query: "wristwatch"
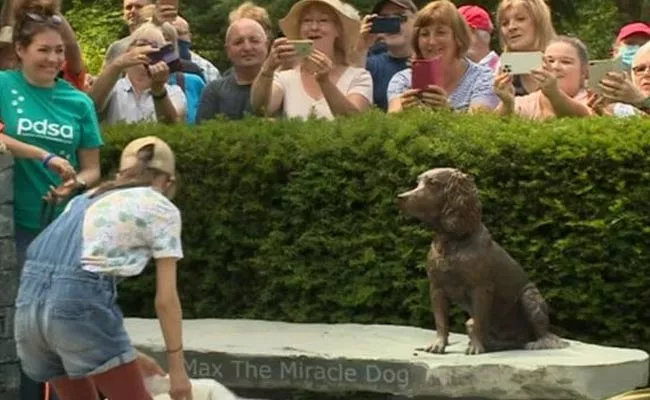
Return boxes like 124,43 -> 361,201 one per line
76,177 -> 88,192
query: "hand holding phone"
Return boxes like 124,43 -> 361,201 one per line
588,59 -> 625,95
411,58 -> 443,90
500,51 -> 543,75
149,43 -> 182,73
287,39 -> 314,58
370,16 -> 401,34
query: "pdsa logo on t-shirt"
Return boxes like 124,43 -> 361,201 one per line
17,118 -> 74,141
10,88 -> 74,144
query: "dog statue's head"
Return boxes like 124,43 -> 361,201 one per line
397,168 -> 482,236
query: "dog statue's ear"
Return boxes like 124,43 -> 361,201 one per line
440,170 -> 482,235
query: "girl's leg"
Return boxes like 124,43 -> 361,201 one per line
50,362 -> 152,400
49,377 -> 97,400
90,361 -> 152,400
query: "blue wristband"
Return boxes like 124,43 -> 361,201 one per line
42,153 -> 56,167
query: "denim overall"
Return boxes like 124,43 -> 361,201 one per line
14,191 -> 137,383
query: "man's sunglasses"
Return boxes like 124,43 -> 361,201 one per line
25,12 -> 63,25
632,64 -> 650,75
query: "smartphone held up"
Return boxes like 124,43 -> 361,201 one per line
148,43 -> 183,73
411,58 -> 443,90
370,15 -> 401,34
288,39 -> 314,58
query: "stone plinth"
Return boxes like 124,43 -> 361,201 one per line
125,318 -> 649,400
0,153 -> 19,398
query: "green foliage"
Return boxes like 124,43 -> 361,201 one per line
99,111 -> 650,356
556,0 -> 620,59
63,0 -> 123,74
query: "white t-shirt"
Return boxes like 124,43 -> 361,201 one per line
102,77 -> 187,125
273,66 -> 373,120
80,187 -> 183,277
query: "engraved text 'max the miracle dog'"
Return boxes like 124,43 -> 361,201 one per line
397,168 -> 568,355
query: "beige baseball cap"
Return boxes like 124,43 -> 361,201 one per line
119,136 -> 175,176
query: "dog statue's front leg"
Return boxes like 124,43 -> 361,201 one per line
466,286 -> 493,355
425,285 -> 449,354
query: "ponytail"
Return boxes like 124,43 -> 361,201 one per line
89,144 -> 172,199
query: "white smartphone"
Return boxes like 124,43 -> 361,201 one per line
288,40 -> 314,58
588,59 -> 625,95
500,51 -> 544,75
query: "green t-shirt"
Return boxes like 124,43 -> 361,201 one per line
0,70 -> 104,232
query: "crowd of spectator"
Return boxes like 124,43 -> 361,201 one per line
0,0 -> 649,398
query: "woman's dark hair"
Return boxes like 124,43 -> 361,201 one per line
89,144 -> 176,199
13,3 -> 63,49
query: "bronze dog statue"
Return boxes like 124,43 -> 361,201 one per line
397,168 -> 568,354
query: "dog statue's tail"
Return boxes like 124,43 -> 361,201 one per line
525,333 -> 569,350
520,283 -> 570,350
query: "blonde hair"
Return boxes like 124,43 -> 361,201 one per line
228,1 -> 272,38
496,0 -> 556,52
300,2 -> 351,65
411,0 -> 471,58
128,22 -> 166,47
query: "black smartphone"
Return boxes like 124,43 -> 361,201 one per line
148,44 -> 183,73
370,16 -> 401,34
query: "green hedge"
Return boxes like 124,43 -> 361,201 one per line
100,110 -> 650,353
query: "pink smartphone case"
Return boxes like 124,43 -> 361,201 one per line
412,59 -> 443,90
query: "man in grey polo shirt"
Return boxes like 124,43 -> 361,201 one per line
196,18 -> 268,122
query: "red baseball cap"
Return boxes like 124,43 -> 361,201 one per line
617,22 -> 650,42
458,5 -> 493,32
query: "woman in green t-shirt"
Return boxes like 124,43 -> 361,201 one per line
0,6 -> 103,400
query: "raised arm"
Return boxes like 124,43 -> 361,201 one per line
250,38 -> 295,116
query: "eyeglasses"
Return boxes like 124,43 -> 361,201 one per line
132,39 -> 159,48
24,12 -> 63,25
632,64 -> 650,75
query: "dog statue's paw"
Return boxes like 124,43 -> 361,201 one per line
465,341 -> 485,355
424,337 -> 448,354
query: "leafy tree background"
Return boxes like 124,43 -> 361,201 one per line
39,0 -> 650,75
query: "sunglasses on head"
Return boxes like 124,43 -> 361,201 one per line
25,12 -> 63,25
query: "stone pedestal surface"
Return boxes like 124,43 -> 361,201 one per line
0,154 -> 19,398
125,318 -> 649,400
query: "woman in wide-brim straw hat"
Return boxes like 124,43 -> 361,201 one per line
250,0 -> 374,120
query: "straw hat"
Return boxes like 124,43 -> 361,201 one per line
279,0 -> 361,60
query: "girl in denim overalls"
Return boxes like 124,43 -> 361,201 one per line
14,137 -> 192,400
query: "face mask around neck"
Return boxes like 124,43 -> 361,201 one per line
617,44 -> 641,69
178,40 -> 192,60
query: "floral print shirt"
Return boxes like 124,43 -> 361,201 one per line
80,187 -> 183,276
